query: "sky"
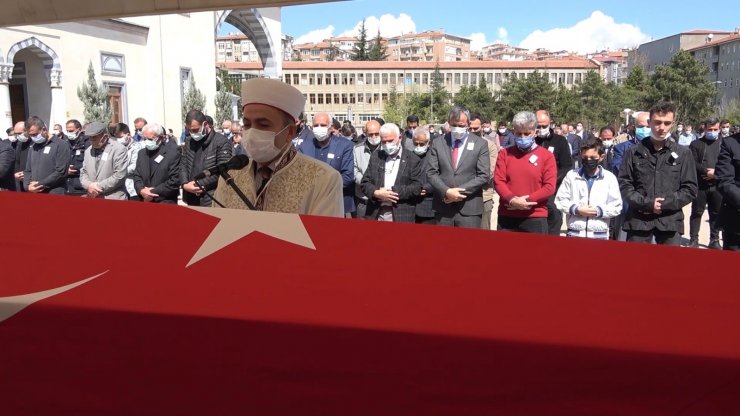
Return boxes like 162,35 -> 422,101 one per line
219,0 -> 740,54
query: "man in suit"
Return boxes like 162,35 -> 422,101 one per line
133,123 -> 182,204
11,121 -> 31,192
360,123 -> 422,223
0,136 -> 15,191
412,127 -> 436,224
427,106 -> 491,228
63,119 -> 89,196
535,110 -> 573,235
23,116 -> 70,195
79,121 -> 129,200
470,113 -> 500,230
298,111 -> 355,217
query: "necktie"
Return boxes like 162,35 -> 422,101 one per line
452,139 -> 461,170
256,166 -> 272,195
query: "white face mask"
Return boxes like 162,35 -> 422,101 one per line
144,139 -> 160,151
602,140 -> 614,148
8,135 -> 17,143
31,134 -> 46,144
17,134 -> 29,143
413,145 -> 428,156
382,141 -> 400,156
498,128 -> 507,134
313,126 -> 330,141
52,130 -> 61,136
537,127 -> 550,138
117,136 -> 130,146
190,126 -> 206,141
65,131 -> 78,141
367,136 -> 381,146
451,127 -> 467,140
483,127 -> 492,134
677,126 -> 683,133
244,125 -> 290,164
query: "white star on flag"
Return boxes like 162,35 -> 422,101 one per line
186,207 -> 316,267
0,272 -> 107,323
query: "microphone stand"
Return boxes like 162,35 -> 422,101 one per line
195,180 -> 226,208
220,170 -> 257,210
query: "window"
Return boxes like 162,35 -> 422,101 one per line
575,73 -> 582,84
317,94 -> 324,105
341,93 -> 348,104
422,73 -> 429,84
381,93 -> 388,103
567,73 -> 574,84
106,83 -> 125,125
180,67 -> 191,104
390,73 -> 396,84
309,74 -> 315,85
357,73 -> 364,85
350,93 -> 356,104
292,74 -> 299,85
284,74 -> 291,84
471,73 -> 477,85
309,94 -> 316,104
334,74 -> 340,85
311,49 -> 320,57
317,73 -> 324,85
101,52 -> 126,77
373,73 -> 380,85
342,74 -> 348,85
495,73 -> 501,85
382,73 -> 389,85
462,73 -> 469,85
454,73 -> 461,85
334,94 -> 340,104
325,73 -> 332,85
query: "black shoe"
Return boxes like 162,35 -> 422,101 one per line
687,239 -> 699,248
709,240 -> 722,250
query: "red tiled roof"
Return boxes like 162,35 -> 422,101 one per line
687,33 -> 740,51
219,59 -> 600,71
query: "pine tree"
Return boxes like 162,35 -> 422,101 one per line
76,62 -> 111,124
182,76 -> 207,123
214,91 -> 233,126
368,30 -> 388,61
382,84 -> 407,125
350,20 -> 370,61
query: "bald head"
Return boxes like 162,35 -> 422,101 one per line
535,110 -> 551,126
13,122 -> 25,135
365,120 -> 380,135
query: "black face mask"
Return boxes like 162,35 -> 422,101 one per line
582,159 -> 600,171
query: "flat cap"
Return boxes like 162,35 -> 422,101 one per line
82,121 -> 107,136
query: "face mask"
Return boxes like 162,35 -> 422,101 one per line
413,145 -> 428,156
382,142 -> 400,156
451,127 -> 467,140
721,128 -> 730,136
635,126 -> 651,140
313,126 -> 330,141
483,127 -> 492,134
515,136 -> 534,151
244,125 -> 290,163
367,136 -> 381,146
16,134 -> 29,143
52,130 -> 61,136
677,126 -> 683,133
704,132 -> 719,141
498,128 -> 507,134
537,127 -> 550,138
582,158 -> 600,171
31,134 -> 46,144
8,135 -> 17,143
144,139 -> 160,151
117,136 -> 130,146
190,126 -> 206,141
602,140 -> 614,148
65,132 -> 78,141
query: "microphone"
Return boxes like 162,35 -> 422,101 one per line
194,154 -> 249,180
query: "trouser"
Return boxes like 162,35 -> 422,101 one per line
497,217 -> 549,234
689,187 -> 723,241
724,232 -> 740,251
355,198 -> 368,219
435,212 -> 482,228
546,197 -> 563,236
626,229 -> 681,246
481,199 -> 494,230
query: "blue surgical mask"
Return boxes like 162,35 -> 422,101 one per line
635,127 -> 651,140
144,139 -> 160,151
704,132 -> 719,141
515,136 -> 534,151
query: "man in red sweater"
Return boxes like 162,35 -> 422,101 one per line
494,111 -> 557,234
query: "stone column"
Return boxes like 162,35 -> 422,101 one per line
49,69 -> 66,128
0,63 -> 14,136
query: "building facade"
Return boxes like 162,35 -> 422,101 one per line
634,30 -> 734,74
689,32 -> 740,109
387,31 -> 471,62
221,59 -> 599,125
216,33 -> 294,63
1,13 -> 218,136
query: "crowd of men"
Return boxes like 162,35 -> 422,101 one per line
1,80 -> 738,251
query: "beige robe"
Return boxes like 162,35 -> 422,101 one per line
213,153 -> 344,217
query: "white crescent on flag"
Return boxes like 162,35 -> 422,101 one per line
0,272 -> 108,324
186,207 -> 316,267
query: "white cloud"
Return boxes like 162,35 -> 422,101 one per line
295,25 -> 335,44
339,13 -> 417,38
468,27 -> 510,51
519,11 -> 650,54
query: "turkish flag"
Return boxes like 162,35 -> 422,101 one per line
1,191 -> 739,415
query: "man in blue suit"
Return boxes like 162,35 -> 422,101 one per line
298,112 -> 355,217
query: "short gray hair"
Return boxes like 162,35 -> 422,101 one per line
142,123 -> 164,136
512,111 -> 537,131
379,122 -> 400,138
413,128 -> 430,141
447,106 -> 470,124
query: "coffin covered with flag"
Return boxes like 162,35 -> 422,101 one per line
1,192 -> 739,415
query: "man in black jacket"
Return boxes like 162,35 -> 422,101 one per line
0,138 -> 15,191
180,110 -> 233,207
535,110 -> 574,235
63,119 -> 89,196
618,102 -> 697,245
688,118 -> 724,249
412,128 -> 435,224
11,121 -> 31,192
23,116 -> 70,195
716,132 -> 740,251
134,123 -> 182,204
360,123 -> 422,223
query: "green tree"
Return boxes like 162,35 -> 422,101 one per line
647,50 -> 716,125
216,67 -> 240,96
579,70 -> 609,129
214,91 -> 233,126
495,71 -> 557,123
325,48 -> 337,61
453,78 -> 496,120
350,20 -> 370,61
551,84 -> 583,126
723,99 -> 740,125
623,64 -> 650,110
182,76 -> 206,123
76,61 -> 111,124
382,84 -> 408,125
368,30 -> 388,61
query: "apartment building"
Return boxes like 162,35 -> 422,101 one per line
688,31 -> 740,107
386,31 -> 471,62
216,33 -> 294,63
478,43 -> 530,61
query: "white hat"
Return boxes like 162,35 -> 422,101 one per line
241,78 -> 305,120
